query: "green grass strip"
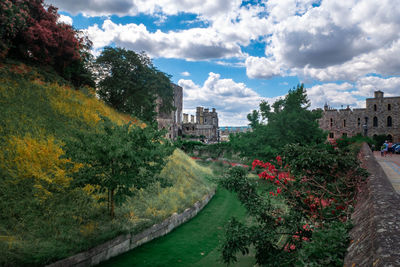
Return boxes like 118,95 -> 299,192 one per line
99,187 -> 252,267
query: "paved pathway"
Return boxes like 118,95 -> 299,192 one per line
373,151 -> 400,193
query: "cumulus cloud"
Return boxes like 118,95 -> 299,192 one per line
306,83 -> 357,109
245,0 -> 400,81
58,14 -> 73,25
245,56 -> 284,79
178,72 -> 278,126
306,74 -> 400,110
85,20 -> 244,60
48,0 -> 400,85
355,76 -> 400,97
181,71 -> 190,77
46,0 -> 241,18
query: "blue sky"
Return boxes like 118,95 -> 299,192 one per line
49,0 -> 400,126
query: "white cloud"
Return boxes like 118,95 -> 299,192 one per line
181,71 -> 190,77
85,20 -> 245,60
245,56 -> 285,79
178,72 -> 278,126
246,0 -> 400,81
355,76 -> 400,97
58,14 -> 73,25
46,0 -> 241,19
307,83 -> 356,109
48,0 -> 400,85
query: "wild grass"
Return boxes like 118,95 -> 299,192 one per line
0,62 -> 213,266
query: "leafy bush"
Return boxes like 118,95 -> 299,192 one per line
219,144 -> 367,266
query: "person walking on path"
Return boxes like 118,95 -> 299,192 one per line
388,141 -> 393,156
382,140 -> 389,157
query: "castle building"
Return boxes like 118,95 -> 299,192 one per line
156,84 -> 183,139
319,91 -> 400,142
182,107 -> 219,142
219,126 -> 252,142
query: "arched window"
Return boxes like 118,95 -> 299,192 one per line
374,104 -> 377,111
357,118 -> 360,126
387,116 -> 392,127
343,119 -> 346,127
373,116 -> 378,127
388,104 -> 391,111
330,118 -> 333,127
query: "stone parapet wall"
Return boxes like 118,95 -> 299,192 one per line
47,190 -> 215,267
344,143 -> 400,266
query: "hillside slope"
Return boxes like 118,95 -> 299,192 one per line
0,62 -> 214,266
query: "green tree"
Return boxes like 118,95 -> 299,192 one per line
95,47 -> 174,125
247,109 -> 260,129
230,84 -> 326,161
66,117 -> 173,218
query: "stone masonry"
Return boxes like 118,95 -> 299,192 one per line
182,107 -> 219,142
319,91 -> 400,142
156,84 -> 183,140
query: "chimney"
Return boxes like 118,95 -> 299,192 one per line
191,115 -> 194,123
183,113 -> 188,123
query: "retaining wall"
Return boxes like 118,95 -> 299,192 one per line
344,143 -> 400,266
47,190 -> 215,267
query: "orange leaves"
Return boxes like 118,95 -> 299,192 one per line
0,135 -> 82,201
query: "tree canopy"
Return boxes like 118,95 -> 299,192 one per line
230,84 -> 326,160
0,0 -> 94,87
95,47 -> 175,125
66,117 -> 174,218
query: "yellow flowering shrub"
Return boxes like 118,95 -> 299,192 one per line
0,135 -> 82,201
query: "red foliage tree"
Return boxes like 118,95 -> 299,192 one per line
0,0 -> 93,86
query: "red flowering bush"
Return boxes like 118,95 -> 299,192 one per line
220,143 -> 368,266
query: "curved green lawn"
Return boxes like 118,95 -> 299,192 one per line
99,187 -> 254,267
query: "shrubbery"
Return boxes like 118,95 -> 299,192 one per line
0,0 -> 94,87
220,143 -> 367,266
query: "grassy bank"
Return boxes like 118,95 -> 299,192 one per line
100,187 -> 251,267
0,62 -> 214,266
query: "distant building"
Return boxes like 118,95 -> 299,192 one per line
182,107 -> 219,142
219,126 -> 252,142
319,91 -> 400,142
156,84 -> 183,139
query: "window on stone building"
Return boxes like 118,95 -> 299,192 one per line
374,104 -> 377,111
330,118 -> 333,127
388,104 -> 391,111
387,116 -> 392,127
343,119 -> 346,127
357,118 -> 360,126
373,116 -> 378,127
342,133 -> 347,137
329,132 -> 334,138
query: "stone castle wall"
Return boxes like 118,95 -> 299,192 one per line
156,84 -> 183,139
47,191 -> 215,267
319,91 -> 400,142
182,107 -> 219,142
344,144 -> 400,266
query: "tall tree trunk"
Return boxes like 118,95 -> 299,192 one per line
107,189 -> 110,214
110,188 -> 115,219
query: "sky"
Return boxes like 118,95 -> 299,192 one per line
48,0 -> 400,126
